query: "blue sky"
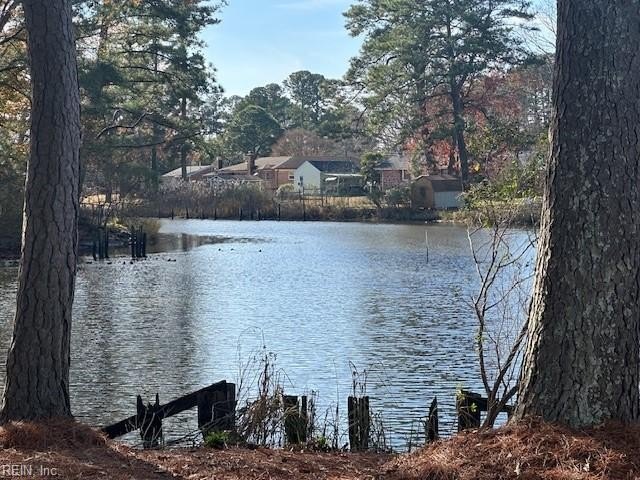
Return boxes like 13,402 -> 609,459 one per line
202,0 -> 362,97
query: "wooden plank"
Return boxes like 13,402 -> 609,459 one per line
102,381 -> 232,438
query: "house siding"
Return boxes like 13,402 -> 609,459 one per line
294,162 -> 322,191
434,191 -> 462,209
380,170 -> 407,190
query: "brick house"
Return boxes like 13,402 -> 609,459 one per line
377,155 -> 412,191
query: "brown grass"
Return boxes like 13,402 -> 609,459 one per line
383,419 -> 640,480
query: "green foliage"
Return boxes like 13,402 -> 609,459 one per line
360,152 -> 384,187
75,0 -> 225,194
385,186 -> 411,208
225,105 -> 283,158
204,430 -> 229,449
463,154 -> 546,208
345,0 -> 536,172
360,152 -> 385,208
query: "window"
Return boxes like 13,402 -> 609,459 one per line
288,174 -> 295,181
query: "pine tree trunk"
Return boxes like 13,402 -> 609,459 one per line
0,0 -> 81,421
180,96 -> 188,180
449,83 -> 469,182
515,0 -> 640,428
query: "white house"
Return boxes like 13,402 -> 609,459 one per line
294,159 -> 361,194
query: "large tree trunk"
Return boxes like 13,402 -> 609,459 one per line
180,96 -> 188,180
0,0 -> 81,421
515,0 -> 640,428
449,83 -> 469,182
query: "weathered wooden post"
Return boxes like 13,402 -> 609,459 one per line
130,227 -> 136,259
97,227 -> 104,259
426,397 -> 439,442
348,396 -> 370,451
197,382 -> 236,437
250,210 -> 254,221
278,204 -> 281,221
214,208 -> 217,220
239,208 -> 243,220
283,395 -> 308,444
104,227 -> 109,259
92,237 -> 98,261
142,232 -> 147,258
137,394 -> 163,448
457,390 -> 482,431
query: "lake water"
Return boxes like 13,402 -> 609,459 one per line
0,220 -> 533,449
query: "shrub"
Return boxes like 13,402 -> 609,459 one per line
204,430 -> 229,449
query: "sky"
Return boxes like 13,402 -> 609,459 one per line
202,0 -> 362,98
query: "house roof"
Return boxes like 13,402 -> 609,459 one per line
414,174 -> 463,192
162,165 -> 216,178
305,160 -> 359,174
218,157 -> 291,173
203,171 -> 262,182
377,155 -> 411,171
277,155 -> 359,170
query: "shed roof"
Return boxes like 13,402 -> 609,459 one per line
414,174 -> 463,192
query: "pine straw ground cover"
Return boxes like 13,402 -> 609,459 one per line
0,420 -> 389,479
384,419 -> 640,480
1,420 -> 640,479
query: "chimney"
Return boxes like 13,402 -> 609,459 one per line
216,156 -> 223,170
245,154 -> 256,174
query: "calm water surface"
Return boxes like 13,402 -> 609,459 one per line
0,220 -> 531,448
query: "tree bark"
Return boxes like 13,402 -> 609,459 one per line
0,0 -> 81,421
515,0 -> 640,428
180,96 -> 188,180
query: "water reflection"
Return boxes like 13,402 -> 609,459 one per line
0,220 -> 533,447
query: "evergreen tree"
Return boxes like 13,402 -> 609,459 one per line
345,0 -> 533,180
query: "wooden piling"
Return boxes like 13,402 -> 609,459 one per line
137,393 -> 163,448
426,397 -> 439,442
457,390 -> 482,431
130,227 -> 136,259
348,396 -> 370,452
103,381 -> 235,440
284,395 -> 308,444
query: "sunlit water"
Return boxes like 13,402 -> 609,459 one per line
0,220 -> 533,449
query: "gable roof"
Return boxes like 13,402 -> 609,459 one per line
415,174 -> 463,192
162,165 -> 216,178
276,155 -> 359,170
305,160 -> 360,174
377,155 -> 411,171
218,157 -> 291,173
